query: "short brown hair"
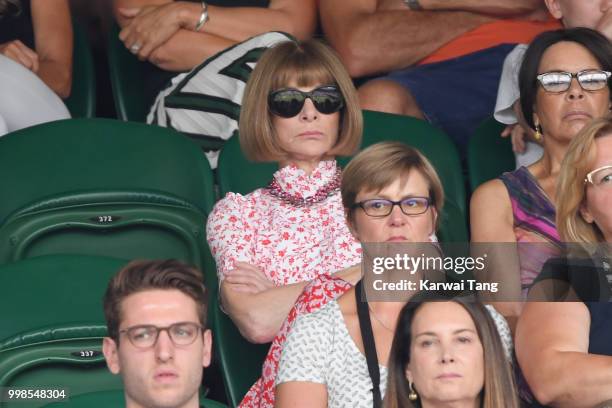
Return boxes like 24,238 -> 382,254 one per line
103,259 -> 208,342
239,39 -> 362,162
557,115 -> 612,244
342,142 -> 444,228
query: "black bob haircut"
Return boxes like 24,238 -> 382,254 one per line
519,27 -> 612,131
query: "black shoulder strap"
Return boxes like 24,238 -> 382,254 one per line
355,280 -> 382,408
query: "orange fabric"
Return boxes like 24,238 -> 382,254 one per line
419,19 -> 562,65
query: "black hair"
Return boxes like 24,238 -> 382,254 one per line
519,27 -> 612,131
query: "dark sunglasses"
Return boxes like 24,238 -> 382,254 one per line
536,69 -> 611,93
268,85 -> 344,118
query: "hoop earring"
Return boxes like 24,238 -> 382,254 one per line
534,124 -> 543,141
409,381 -> 418,401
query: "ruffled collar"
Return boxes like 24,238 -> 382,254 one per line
273,160 -> 338,199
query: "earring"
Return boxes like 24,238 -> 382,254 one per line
534,124 -> 543,141
409,381 -> 418,401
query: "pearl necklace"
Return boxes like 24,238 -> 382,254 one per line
265,167 -> 342,207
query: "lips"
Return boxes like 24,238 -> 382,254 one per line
436,372 -> 462,379
563,110 -> 592,120
298,130 -> 323,137
154,369 -> 178,382
386,236 -> 408,242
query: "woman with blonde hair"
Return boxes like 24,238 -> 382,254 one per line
385,295 -> 519,408
517,115 -> 612,407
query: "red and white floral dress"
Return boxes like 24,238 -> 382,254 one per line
206,160 -> 361,285
206,160 -> 361,407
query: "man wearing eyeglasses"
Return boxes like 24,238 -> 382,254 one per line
102,259 -> 212,408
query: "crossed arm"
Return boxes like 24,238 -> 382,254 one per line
220,263 -> 361,344
0,0 -> 73,98
516,302 -> 612,407
320,0 -> 544,77
113,0 -> 316,71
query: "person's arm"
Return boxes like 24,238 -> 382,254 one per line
275,382 -> 328,408
320,0 -> 494,78
596,6 -> 612,41
470,180 -> 523,332
274,309 -> 332,407
416,0 -> 543,16
31,0 -> 73,98
516,302 -> 612,407
221,264 -> 361,344
113,0 -> 315,71
221,278 -> 309,344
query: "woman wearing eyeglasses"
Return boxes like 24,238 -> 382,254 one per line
470,28 -> 612,327
516,115 -> 612,407
207,39 -> 363,347
273,142 -> 443,408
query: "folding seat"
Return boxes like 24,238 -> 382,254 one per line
0,118 -> 215,271
467,117 -> 515,192
64,22 -> 96,119
0,255 -> 128,408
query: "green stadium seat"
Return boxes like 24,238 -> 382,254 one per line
64,21 -> 96,119
107,23 -> 148,122
0,255 -> 128,408
209,302 -> 269,408
42,389 -> 227,408
467,117 -> 515,192
0,119 -> 215,268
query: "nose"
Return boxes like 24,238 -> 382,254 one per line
440,344 -> 456,364
566,76 -> 585,100
388,203 -> 407,227
299,97 -> 319,122
154,329 -> 175,362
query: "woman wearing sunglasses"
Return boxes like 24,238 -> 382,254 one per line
207,39 -> 363,346
517,116 -> 612,407
470,28 -> 612,327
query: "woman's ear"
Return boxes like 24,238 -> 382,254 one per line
405,365 -> 413,384
580,202 -> 595,224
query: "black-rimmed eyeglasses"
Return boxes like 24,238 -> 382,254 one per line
119,322 -> 204,349
352,197 -> 431,218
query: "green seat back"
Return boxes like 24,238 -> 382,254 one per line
210,302 -> 269,408
0,119 -> 215,266
64,21 -> 96,118
0,254 -> 127,342
360,110 -> 468,242
467,117 -> 515,192
0,255 -> 128,408
107,23 -> 148,122
42,389 -> 227,408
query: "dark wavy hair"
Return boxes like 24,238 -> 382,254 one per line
519,27 -> 612,131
